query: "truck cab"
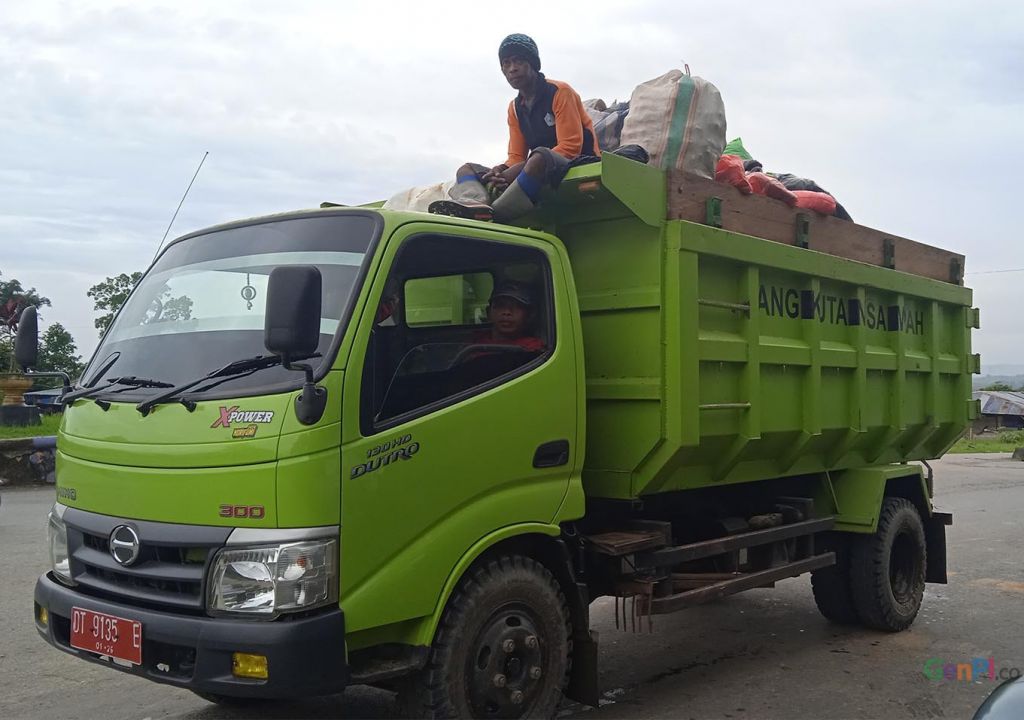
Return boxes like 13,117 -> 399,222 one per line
34,207 -> 586,706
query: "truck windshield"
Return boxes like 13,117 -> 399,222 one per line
82,213 -> 378,399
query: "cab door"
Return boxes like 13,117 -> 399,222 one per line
338,222 -> 580,634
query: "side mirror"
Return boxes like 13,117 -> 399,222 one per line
264,266 -> 322,361
15,306 -> 39,371
264,266 -> 327,426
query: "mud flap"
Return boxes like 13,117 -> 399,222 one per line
925,510 -> 952,584
565,629 -> 600,708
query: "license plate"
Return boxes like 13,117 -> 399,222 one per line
70,607 -> 142,665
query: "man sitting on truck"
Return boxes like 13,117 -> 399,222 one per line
429,33 -> 600,223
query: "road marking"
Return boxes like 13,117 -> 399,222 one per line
970,578 -> 1024,594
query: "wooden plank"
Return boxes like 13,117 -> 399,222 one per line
586,530 -> 666,556
637,517 -> 834,567
650,553 -> 835,614
666,171 -> 965,285
622,519 -> 673,546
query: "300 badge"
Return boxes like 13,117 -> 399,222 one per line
219,504 -> 266,519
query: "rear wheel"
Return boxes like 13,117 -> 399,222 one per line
850,497 -> 927,632
399,555 -> 571,719
810,545 -> 859,625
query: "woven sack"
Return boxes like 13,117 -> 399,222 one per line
620,68 -> 726,178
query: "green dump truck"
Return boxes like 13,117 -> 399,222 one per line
26,153 -> 977,717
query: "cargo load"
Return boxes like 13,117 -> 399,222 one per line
619,67 -> 726,178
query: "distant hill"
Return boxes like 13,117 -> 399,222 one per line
973,375 -> 1024,391
981,364 -> 1024,377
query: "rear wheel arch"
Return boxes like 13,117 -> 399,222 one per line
884,468 -> 948,584
884,471 -> 932,519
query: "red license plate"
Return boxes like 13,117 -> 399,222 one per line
70,607 -> 142,665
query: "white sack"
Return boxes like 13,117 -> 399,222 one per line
382,180 -> 455,212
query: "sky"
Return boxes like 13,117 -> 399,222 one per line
1,0 -> 1022,367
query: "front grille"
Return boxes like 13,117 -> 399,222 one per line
82,533 -> 108,554
63,509 -> 232,612
71,530 -> 210,609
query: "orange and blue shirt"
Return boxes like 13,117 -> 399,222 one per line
505,74 -> 601,167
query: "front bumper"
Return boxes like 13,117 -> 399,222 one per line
34,572 -> 349,698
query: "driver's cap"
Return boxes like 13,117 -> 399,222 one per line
490,281 -> 533,306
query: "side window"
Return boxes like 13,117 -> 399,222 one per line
361,234 -> 554,431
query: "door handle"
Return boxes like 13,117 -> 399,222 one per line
533,440 -> 570,468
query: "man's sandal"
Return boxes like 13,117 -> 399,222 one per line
427,200 -> 494,222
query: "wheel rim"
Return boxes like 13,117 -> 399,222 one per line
889,529 -> 922,606
466,604 -> 547,718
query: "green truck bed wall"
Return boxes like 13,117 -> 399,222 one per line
530,154 -> 977,500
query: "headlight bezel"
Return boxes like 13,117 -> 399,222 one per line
206,537 -> 338,619
47,504 -> 74,586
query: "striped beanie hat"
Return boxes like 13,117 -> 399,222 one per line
498,33 -> 540,72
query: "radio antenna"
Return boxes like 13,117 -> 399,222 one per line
153,151 -> 209,261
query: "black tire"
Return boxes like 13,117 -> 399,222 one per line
850,497 -> 927,632
399,555 -> 571,719
811,546 -> 860,625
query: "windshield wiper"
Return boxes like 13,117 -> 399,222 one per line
62,376 -> 175,404
82,352 -> 121,389
135,353 -> 318,416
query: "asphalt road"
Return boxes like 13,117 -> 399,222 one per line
2,454 -> 1022,720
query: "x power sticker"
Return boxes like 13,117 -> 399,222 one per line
211,406 -> 276,438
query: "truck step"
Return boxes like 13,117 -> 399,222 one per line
636,516 -> 834,568
648,553 -> 835,614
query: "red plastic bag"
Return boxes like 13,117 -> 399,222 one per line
746,172 -> 797,206
715,155 -> 751,194
793,190 -> 837,215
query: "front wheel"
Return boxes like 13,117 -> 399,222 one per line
399,555 -> 571,719
850,497 -> 927,632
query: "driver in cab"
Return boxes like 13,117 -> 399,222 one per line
474,281 -> 545,352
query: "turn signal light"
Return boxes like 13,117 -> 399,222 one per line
232,652 -> 269,679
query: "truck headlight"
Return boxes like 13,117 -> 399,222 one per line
207,538 -> 338,617
47,506 -> 73,585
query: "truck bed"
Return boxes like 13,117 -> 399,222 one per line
538,154 -> 977,500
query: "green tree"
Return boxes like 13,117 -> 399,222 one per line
88,272 -> 142,337
152,291 -> 193,324
36,322 -> 85,385
981,381 -> 1014,392
0,270 -> 51,372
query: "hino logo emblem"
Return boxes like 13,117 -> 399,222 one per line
109,525 -> 141,566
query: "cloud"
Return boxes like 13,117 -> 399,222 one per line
0,0 -> 1018,363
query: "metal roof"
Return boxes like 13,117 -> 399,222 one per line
973,391 -> 1024,416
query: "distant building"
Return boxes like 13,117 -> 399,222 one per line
972,390 -> 1024,433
